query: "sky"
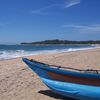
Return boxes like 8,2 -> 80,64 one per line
0,0 -> 100,44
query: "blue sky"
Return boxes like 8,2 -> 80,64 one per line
0,0 -> 100,44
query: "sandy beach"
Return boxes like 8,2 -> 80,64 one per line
0,48 -> 100,100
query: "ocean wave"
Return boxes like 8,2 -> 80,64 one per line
0,46 -> 100,60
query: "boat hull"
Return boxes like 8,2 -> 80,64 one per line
42,78 -> 100,100
22,58 -> 100,100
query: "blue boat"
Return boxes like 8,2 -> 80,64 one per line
22,58 -> 100,100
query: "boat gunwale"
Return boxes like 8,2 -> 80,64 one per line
22,58 -> 100,78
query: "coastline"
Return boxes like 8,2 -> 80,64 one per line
0,44 -> 99,61
0,48 -> 100,100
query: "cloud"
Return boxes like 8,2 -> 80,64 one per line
62,24 -> 84,28
31,4 -> 57,15
31,0 -> 81,15
65,0 -> 80,8
62,24 -> 100,33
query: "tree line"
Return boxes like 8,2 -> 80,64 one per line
21,39 -> 100,45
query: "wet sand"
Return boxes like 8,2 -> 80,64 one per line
0,48 -> 100,100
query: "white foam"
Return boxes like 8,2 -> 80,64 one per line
0,46 -> 100,60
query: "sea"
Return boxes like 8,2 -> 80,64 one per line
0,44 -> 100,60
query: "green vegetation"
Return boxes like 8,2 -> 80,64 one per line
21,39 -> 100,45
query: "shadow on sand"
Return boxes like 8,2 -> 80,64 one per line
38,90 -> 77,100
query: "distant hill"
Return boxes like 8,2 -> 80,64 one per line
21,39 -> 100,45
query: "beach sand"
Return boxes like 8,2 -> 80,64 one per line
0,48 -> 100,100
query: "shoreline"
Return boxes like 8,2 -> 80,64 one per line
0,48 -> 100,100
0,46 -> 100,61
